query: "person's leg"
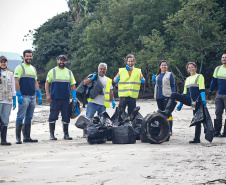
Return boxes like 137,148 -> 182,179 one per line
119,97 -> 128,113
86,102 -> 99,118
219,95 -> 226,137
127,97 -> 136,115
163,98 -> 173,135
157,99 -> 165,111
49,99 -> 61,140
97,105 -> 106,117
23,96 -> 38,142
214,94 -> 224,136
61,99 -> 72,140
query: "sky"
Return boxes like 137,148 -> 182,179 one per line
0,0 -> 69,55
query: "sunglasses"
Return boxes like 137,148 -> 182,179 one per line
126,55 -> 134,58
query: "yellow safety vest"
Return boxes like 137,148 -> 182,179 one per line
87,77 -> 112,108
118,68 -> 141,99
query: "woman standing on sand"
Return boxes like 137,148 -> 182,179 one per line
152,60 -> 176,136
158,62 -> 207,144
0,56 -> 16,146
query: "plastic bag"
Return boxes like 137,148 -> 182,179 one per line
75,115 -> 92,129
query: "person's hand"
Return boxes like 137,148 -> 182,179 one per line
112,99 -> 116,109
208,91 -> 212,100
116,75 -> 120,83
16,91 -> 24,105
91,73 -> 97,81
71,90 -> 78,103
140,76 -> 145,84
36,90 -> 43,105
177,103 -> 183,111
151,74 -> 156,83
200,92 -> 207,106
13,96 -> 16,110
46,95 -> 52,103
126,65 -> 130,71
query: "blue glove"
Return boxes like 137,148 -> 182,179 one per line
200,92 -> 207,106
126,65 -> 130,71
177,102 -> 183,111
16,91 -> 24,105
13,96 -> 16,110
116,75 -> 120,83
112,99 -> 116,109
75,102 -> 80,115
71,90 -> 78,102
151,74 -> 156,83
36,90 -> 43,105
140,76 -> 145,84
91,73 -> 97,81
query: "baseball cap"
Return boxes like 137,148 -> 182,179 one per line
58,55 -> 67,60
0,55 -> 8,62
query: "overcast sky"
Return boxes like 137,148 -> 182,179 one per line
0,0 -> 69,55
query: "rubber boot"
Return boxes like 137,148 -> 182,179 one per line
214,119 -> 222,137
16,124 -> 22,144
219,119 -> 226,137
63,123 -> 72,140
168,117 -> 173,136
158,99 -> 177,118
1,126 -> 11,145
189,123 -> 201,143
49,123 -> 57,140
22,124 -> 38,142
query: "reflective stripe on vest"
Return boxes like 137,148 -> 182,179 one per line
216,66 -> 226,79
87,77 -> 112,108
186,74 -> 200,88
51,68 -> 71,83
118,68 -> 141,99
21,64 -> 36,79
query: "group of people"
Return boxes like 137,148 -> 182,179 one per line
0,50 -> 226,146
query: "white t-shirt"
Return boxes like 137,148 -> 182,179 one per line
0,70 -> 16,104
90,76 -> 113,106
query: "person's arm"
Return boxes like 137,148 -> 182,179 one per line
35,80 -> 40,91
71,84 -> 76,90
110,89 -> 114,100
209,77 -> 217,92
83,78 -> 92,86
170,73 -> 176,93
14,77 -> 20,92
45,81 -> 51,103
113,72 -> 120,83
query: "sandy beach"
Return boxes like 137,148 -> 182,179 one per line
1,100 -> 226,185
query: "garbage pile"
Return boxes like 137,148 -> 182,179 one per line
75,106 -> 170,144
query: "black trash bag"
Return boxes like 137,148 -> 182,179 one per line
203,106 -> 214,143
75,115 -> 92,129
111,106 -> 130,126
112,120 -> 136,144
131,112 -> 143,140
89,77 -> 104,99
190,105 -> 204,127
69,100 -> 81,119
0,116 -> 5,132
87,138 -> 107,144
100,111 -> 113,141
140,113 -> 170,144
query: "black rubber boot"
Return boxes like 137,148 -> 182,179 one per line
49,123 -> 57,140
219,120 -> 226,137
158,99 -> 177,118
214,119 -> 222,137
63,124 -> 72,140
1,126 -> 11,145
189,123 -> 201,144
22,124 -> 38,142
16,124 -> 22,144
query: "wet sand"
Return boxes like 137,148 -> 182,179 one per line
1,100 -> 226,185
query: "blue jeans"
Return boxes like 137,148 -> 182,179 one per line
86,102 -> 106,118
0,103 -> 12,126
16,95 -> 36,125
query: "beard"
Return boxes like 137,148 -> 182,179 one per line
58,63 -> 65,68
25,59 -> 32,64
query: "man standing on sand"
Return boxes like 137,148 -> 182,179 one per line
208,53 -> 226,137
14,49 -> 43,144
45,55 -> 77,140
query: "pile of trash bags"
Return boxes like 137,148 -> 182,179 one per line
75,106 -> 170,144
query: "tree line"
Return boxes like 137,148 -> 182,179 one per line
27,0 -> 226,97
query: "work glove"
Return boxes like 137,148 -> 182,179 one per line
71,90 -> 78,103
140,76 -> 145,84
208,91 -> 212,100
116,75 -> 120,83
91,73 -> 97,81
13,96 -> 16,110
126,65 -> 130,71
16,91 -> 24,105
75,102 -> 80,115
112,99 -> 116,109
200,92 -> 207,106
151,74 -> 156,83
36,90 -> 43,105
177,102 -> 183,111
